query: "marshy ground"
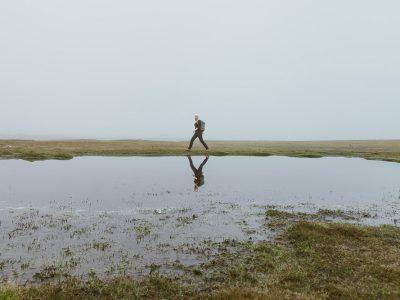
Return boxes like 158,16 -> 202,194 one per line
0,145 -> 400,299
1,209 -> 399,299
1,139 -> 400,162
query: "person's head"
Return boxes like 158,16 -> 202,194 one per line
194,114 -> 199,122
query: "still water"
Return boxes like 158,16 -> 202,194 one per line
0,156 -> 399,282
0,156 -> 399,215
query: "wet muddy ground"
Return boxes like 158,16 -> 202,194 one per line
0,156 -> 399,283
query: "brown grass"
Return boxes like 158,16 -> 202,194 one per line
1,139 -> 400,162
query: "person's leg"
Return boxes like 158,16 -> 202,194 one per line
188,132 -> 199,150
198,132 -> 209,150
187,156 -> 197,174
198,156 -> 209,173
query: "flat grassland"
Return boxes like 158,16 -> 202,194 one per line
1,139 -> 400,162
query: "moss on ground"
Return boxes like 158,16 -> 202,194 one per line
1,218 -> 399,299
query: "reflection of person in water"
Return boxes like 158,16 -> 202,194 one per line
187,155 -> 209,192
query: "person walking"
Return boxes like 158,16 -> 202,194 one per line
187,114 -> 209,151
187,155 -> 209,191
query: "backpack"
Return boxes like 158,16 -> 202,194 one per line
199,120 -> 206,131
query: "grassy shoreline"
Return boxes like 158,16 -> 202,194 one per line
1,139 -> 400,162
1,213 -> 399,299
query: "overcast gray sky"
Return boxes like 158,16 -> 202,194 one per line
0,0 -> 399,140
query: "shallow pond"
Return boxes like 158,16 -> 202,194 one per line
0,156 -> 399,282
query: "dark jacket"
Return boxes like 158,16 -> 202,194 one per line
194,120 -> 204,132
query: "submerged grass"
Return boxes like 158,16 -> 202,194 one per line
2,217 -> 399,299
1,139 -> 400,162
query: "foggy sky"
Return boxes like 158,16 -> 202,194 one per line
1,1 -> 399,140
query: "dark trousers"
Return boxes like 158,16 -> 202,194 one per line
188,130 -> 208,150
